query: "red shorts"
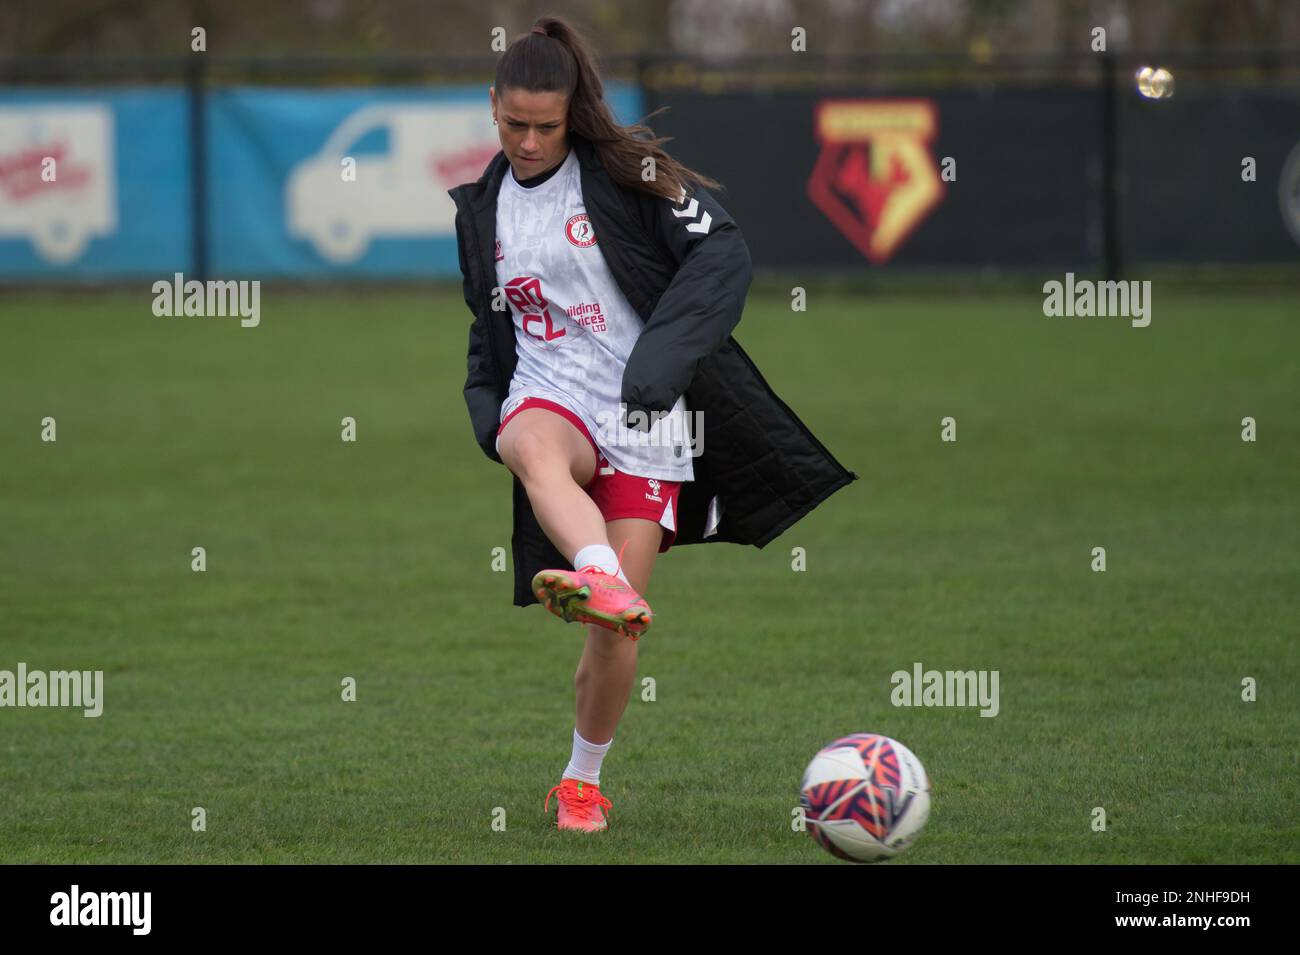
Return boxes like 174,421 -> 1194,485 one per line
497,397 -> 682,553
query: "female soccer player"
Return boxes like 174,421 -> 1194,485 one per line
450,16 -> 856,832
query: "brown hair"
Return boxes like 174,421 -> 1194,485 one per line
494,16 -> 722,201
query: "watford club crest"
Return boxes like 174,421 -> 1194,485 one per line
807,100 -> 945,264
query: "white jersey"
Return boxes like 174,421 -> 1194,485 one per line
493,146 -> 694,483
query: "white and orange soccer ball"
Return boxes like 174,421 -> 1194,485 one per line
799,733 -> 932,863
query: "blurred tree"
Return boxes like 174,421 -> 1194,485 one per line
3,0 -> 1298,59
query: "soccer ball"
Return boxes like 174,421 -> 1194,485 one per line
799,733 -> 931,863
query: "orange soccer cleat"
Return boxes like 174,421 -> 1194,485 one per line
544,778 -> 613,832
531,541 -> 652,639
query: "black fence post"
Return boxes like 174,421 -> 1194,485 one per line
1100,51 -> 1121,282
187,54 -> 208,283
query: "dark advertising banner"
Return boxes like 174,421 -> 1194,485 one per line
647,89 -> 1104,272
1118,88 -> 1300,266
648,87 -> 1300,272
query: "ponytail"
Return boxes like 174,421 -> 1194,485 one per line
495,16 -> 722,201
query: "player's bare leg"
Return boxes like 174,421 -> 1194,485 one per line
573,518 -> 661,742
544,517 -> 660,831
501,409 -> 652,636
497,407 -> 603,563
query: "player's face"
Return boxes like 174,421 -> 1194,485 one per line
490,87 -> 570,180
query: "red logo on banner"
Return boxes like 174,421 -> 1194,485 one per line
806,99 -> 945,264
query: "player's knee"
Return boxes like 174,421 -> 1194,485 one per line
507,429 -> 565,483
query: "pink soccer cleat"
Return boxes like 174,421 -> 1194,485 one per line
544,778 -> 613,832
532,543 -> 652,640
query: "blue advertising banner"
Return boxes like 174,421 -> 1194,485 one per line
0,88 -> 191,279
0,83 -> 645,282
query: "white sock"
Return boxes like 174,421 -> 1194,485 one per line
573,543 -> 630,585
563,728 -> 613,785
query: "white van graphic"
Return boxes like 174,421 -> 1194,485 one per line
0,105 -> 116,264
287,103 -> 497,263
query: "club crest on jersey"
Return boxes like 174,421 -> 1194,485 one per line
565,214 -> 597,248
494,239 -> 504,262
645,479 -> 662,503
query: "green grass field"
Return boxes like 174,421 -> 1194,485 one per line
1,287 -> 1297,864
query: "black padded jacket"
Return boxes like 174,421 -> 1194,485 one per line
449,131 -> 858,607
